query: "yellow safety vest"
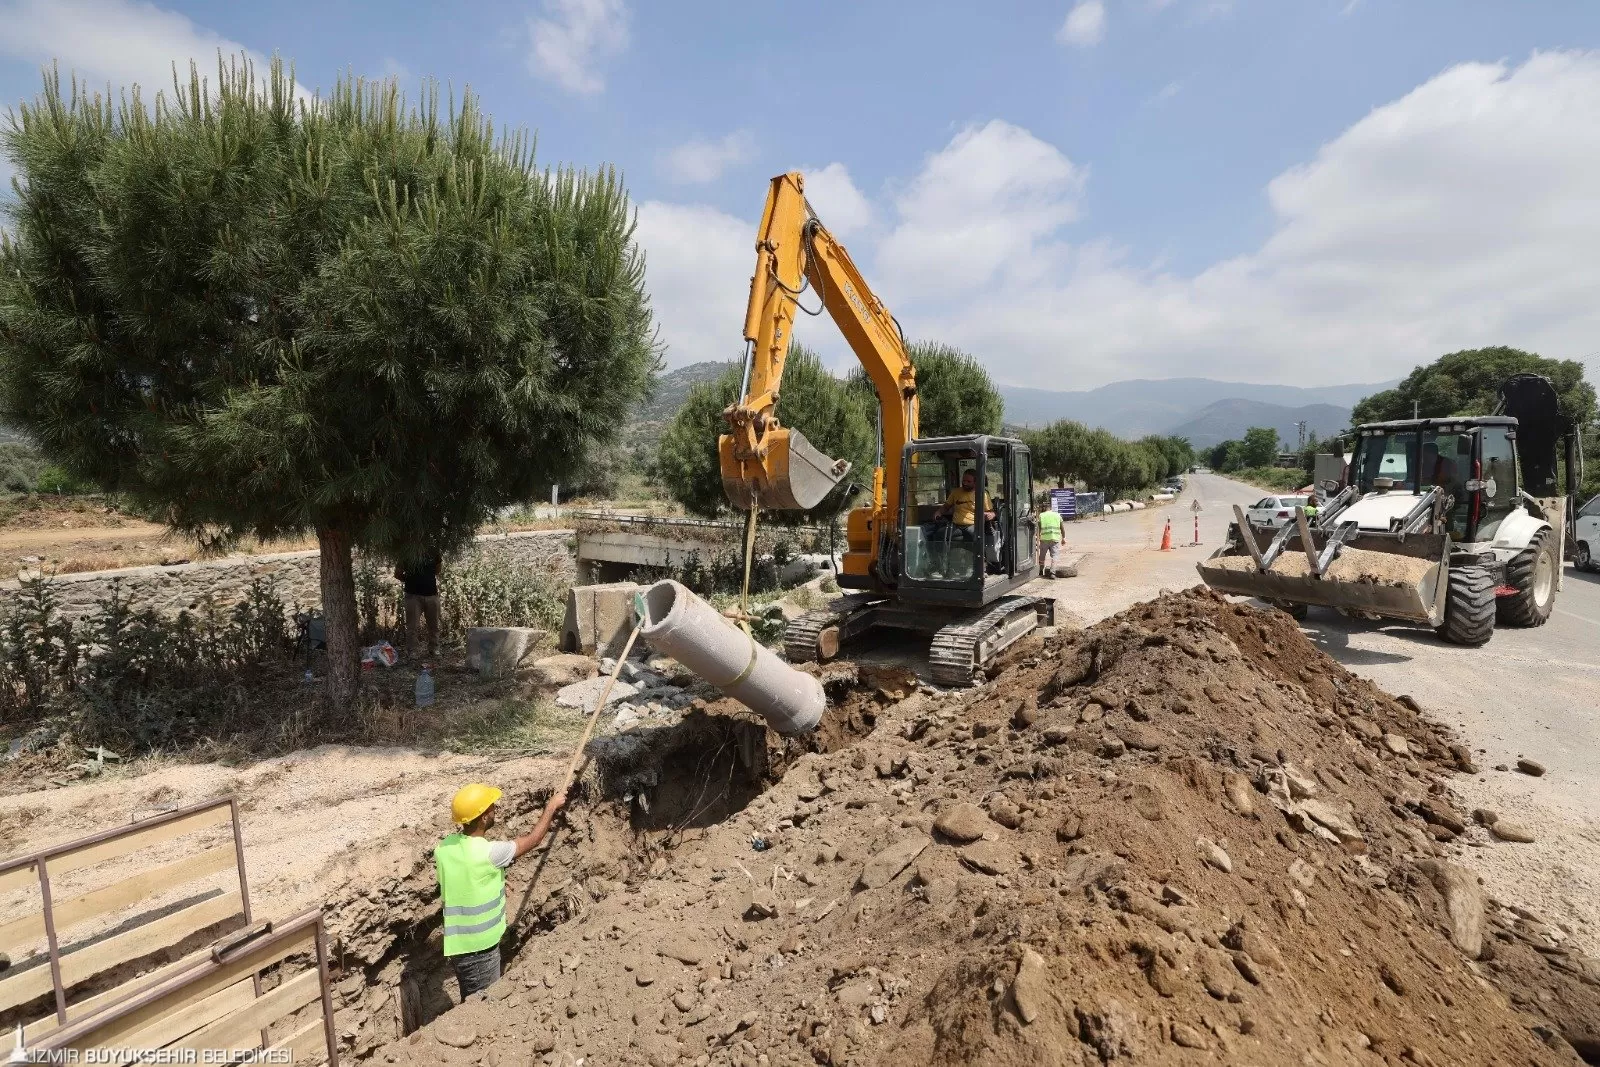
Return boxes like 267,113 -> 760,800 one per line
435,834 -> 506,956
1039,510 -> 1063,541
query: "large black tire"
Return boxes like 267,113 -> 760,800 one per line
1574,539 -> 1593,573
1497,529 -> 1557,627
1270,599 -> 1309,621
1436,564 -> 1495,646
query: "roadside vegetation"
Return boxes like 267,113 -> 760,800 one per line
1021,421 -> 1194,498
0,552 -> 571,781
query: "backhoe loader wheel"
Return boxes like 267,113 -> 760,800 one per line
1498,529 -> 1557,627
1436,564 -> 1494,647
1269,599 -> 1309,621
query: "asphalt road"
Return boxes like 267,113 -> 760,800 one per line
1041,471 -> 1600,953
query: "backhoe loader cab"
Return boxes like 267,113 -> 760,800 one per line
1198,372 -> 1579,647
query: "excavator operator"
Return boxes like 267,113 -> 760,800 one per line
923,467 -> 995,577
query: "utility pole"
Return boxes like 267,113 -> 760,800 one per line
1413,400 -> 1420,419
1295,420 -> 1307,451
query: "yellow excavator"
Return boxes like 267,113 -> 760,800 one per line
719,172 -> 1053,685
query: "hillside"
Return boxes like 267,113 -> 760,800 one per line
634,360 -> 733,425
1001,377 -> 1390,435
628,369 -> 1383,450
628,360 -> 734,449
1167,398 -> 1351,449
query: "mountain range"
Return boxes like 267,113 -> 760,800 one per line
635,365 -> 1393,449
999,377 -> 1392,445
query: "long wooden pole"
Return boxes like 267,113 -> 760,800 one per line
556,616 -> 644,794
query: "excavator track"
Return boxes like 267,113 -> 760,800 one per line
928,595 -> 1052,688
782,595 -> 881,663
783,609 -> 840,663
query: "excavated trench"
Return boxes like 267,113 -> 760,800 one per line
318,665 -> 893,1060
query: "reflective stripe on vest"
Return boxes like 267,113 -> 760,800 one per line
1039,510 -> 1063,541
435,834 -> 506,956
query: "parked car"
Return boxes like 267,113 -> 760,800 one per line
1577,493 -> 1600,571
1245,494 -> 1310,529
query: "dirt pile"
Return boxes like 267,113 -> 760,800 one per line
352,588 -> 1598,1066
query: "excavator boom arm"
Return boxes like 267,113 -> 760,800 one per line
721,172 -> 919,515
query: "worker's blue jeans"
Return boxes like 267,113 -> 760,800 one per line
453,945 -> 502,1000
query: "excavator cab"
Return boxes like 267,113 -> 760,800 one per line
895,435 -> 1039,606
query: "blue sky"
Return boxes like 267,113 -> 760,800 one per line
5,0 -> 1600,389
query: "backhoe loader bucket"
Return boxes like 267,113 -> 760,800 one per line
718,427 -> 852,512
1196,520 -> 1449,626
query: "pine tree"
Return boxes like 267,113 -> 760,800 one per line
0,59 -> 659,711
655,345 -> 873,520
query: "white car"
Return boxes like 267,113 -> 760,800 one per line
1246,494 -> 1309,529
1577,493 -> 1600,571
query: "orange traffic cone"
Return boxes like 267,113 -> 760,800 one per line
1160,519 -> 1173,551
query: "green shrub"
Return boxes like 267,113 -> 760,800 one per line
437,550 -> 566,644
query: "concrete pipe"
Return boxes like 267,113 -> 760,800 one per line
638,580 -> 824,735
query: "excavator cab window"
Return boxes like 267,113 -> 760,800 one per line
903,448 -> 988,582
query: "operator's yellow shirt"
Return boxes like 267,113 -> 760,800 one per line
945,487 -> 990,527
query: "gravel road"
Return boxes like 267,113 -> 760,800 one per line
1037,471 -> 1600,954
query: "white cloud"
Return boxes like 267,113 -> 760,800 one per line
634,201 -> 753,367
527,0 -> 628,96
871,52 -> 1600,387
0,0 -> 275,97
800,163 -> 872,237
1057,0 -> 1107,47
877,120 -> 1085,301
639,53 -> 1600,386
1150,80 -> 1182,105
661,131 -> 754,184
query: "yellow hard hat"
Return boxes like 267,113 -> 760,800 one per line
451,783 -> 502,825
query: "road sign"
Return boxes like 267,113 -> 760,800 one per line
1191,498 -> 1203,512
1049,488 -> 1077,518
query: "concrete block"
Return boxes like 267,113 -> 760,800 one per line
466,627 -> 547,677
560,582 -> 641,657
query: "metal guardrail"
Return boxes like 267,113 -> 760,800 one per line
566,510 -> 827,539
0,797 -> 253,1036
24,909 -> 338,1065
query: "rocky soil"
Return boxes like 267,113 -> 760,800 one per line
306,588 -> 1598,1067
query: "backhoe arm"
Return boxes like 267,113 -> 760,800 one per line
720,171 -> 919,514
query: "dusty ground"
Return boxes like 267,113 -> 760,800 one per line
0,746 -> 567,932
344,590 -> 1599,1066
0,498 -> 580,574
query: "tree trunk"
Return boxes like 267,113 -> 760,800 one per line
317,526 -> 361,713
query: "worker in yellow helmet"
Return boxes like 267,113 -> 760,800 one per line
435,782 -> 567,999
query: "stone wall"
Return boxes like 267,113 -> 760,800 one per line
0,529 -> 577,624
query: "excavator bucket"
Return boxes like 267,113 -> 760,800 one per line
719,427 -> 852,512
1196,515 -> 1450,626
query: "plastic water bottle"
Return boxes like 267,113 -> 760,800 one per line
415,666 -> 435,708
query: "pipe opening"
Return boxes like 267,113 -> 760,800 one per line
640,580 -> 679,633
